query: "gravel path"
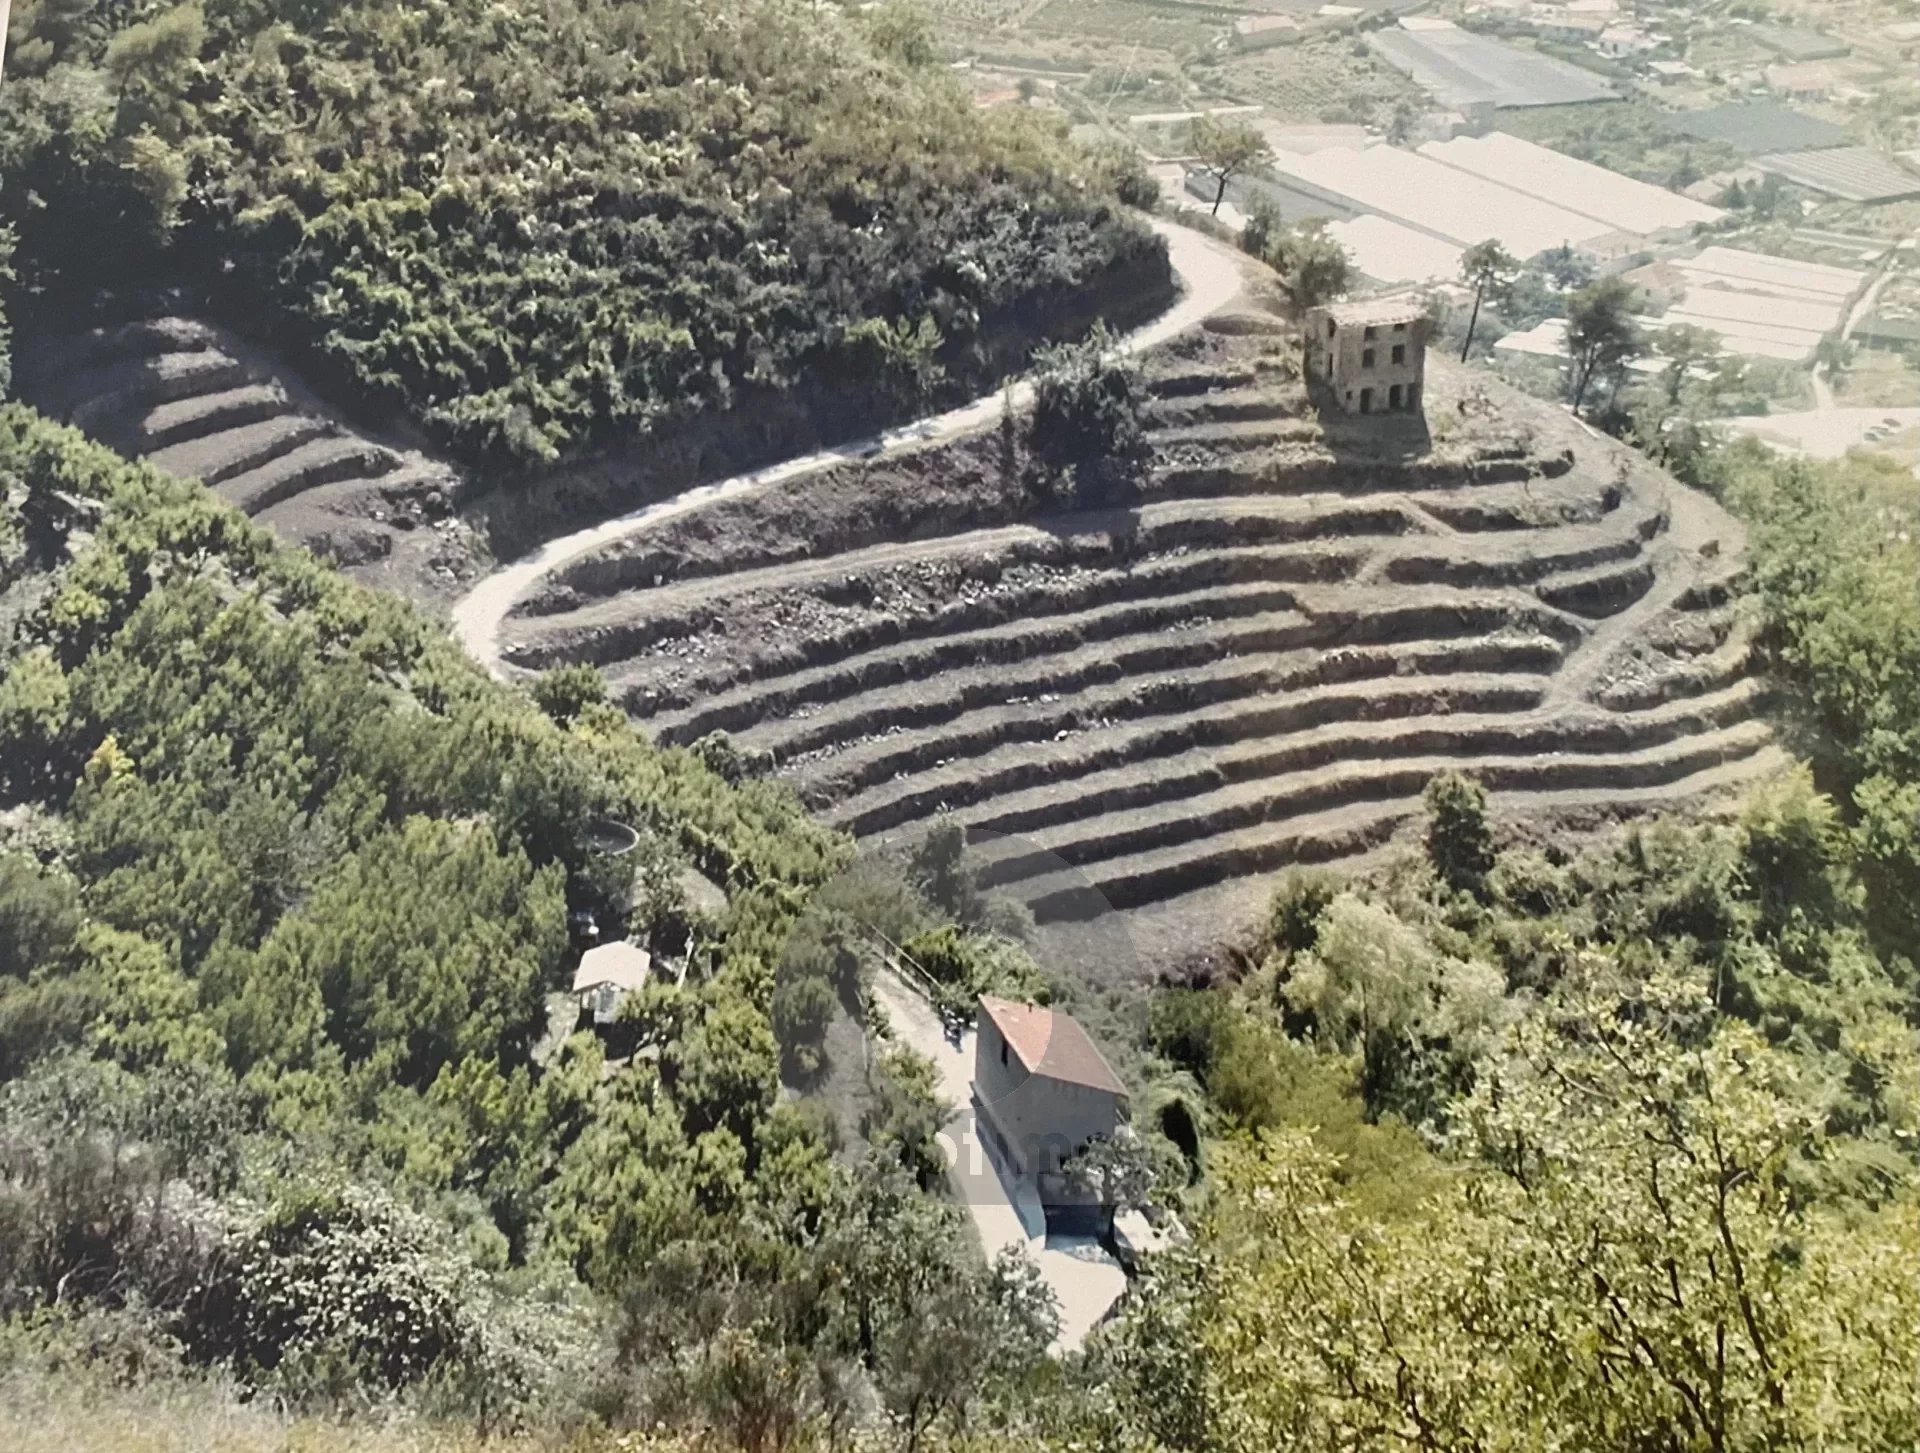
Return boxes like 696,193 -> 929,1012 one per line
450,219 -> 1253,675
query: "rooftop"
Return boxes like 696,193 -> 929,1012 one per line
1420,131 -> 1722,238
1368,19 -> 1617,109
1266,143 -> 1617,258
980,996 -> 1128,1097
1326,214 -> 1466,286
1668,102 -> 1847,157
1317,296 -> 1430,328
1748,23 -> 1850,62
572,940 -> 652,994
1753,147 -> 1920,205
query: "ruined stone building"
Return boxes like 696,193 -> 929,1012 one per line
1305,298 -> 1428,415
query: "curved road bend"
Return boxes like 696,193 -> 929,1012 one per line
451,219 -> 1252,676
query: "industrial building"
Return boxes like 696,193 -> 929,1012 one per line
1253,128 -> 1722,267
1258,143 -> 1631,263
1669,103 -> 1848,157
1367,17 -> 1617,109
1752,148 -> 1920,204
1653,247 -> 1865,363
1419,132 -> 1724,242
1325,214 -> 1465,286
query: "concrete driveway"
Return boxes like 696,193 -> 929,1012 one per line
867,970 -> 1127,1353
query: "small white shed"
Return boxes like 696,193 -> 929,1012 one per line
572,941 -> 652,1024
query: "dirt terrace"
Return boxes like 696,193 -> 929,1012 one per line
17,315 -> 483,601
497,317 -> 1779,949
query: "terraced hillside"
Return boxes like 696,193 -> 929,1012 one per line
501,317 -> 1781,929
17,315 -> 478,598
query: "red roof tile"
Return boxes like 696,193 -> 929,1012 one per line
979,996 -> 1127,1097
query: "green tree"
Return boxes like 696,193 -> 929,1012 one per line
1566,275 -> 1643,416
530,663 -> 607,726
0,225 -> 14,399
1027,323 -> 1151,505
1424,769 -> 1495,897
1063,1131 -> 1157,1239
1179,967 -> 1920,1452
771,971 -> 836,1080
1188,114 -> 1271,217
1659,322 -> 1722,404
1239,199 -> 1283,261
220,816 -> 566,1088
668,987 -> 779,1142
0,854 -> 81,976
1458,239 -> 1518,362
1265,220 -> 1354,311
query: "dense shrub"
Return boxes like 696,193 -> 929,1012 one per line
0,0 -> 1160,467
1027,324 -> 1151,505
1423,771 -> 1496,899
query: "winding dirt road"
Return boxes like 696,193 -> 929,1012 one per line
450,220 -> 1251,675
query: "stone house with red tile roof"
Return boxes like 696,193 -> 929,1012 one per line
972,996 -> 1129,1201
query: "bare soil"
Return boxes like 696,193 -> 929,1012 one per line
494,318 -> 1780,974
17,313 -> 485,606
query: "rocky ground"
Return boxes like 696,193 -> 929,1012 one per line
19,254 -> 1781,976
496,316 -> 1780,970
17,313 -> 487,605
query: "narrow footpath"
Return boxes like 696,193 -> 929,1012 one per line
450,219 -> 1250,676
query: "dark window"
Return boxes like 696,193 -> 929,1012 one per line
1389,383 -> 1403,409
1393,322 -> 1407,332
1000,1038 -> 1008,1067
1363,325 -> 1378,340
1360,387 -> 1374,414
1392,344 -> 1406,365
1327,319 -> 1337,339
1362,348 -> 1376,370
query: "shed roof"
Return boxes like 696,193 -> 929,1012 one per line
1327,214 -> 1465,285
1267,143 -> 1616,258
980,996 -> 1127,1097
1748,23 -> 1850,62
1368,19 -> 1617,109
1860,314 -> 1920,345
573,941 -> 652,994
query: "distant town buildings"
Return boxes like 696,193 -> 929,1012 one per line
1647,247 -> 1867,364
1233,13 -> 1301,50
